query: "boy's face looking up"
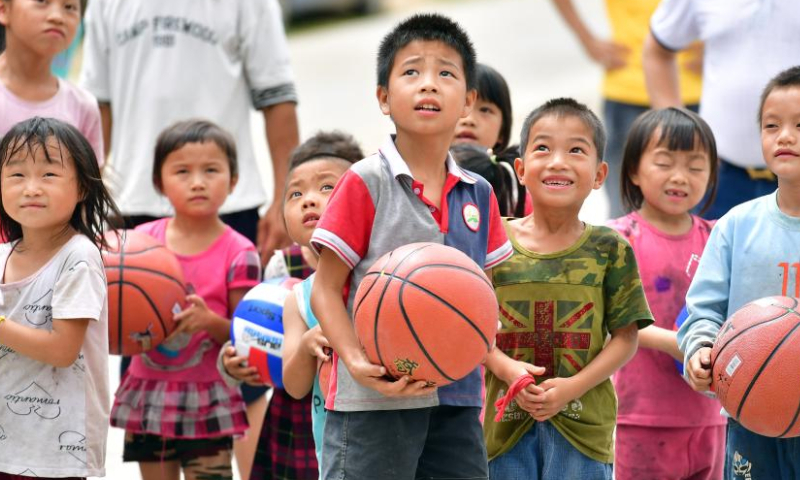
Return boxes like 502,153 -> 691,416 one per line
515,114 -> 607,211
283,158 -> 350,248
761,86 -> 800,184
377,40 -> 476,138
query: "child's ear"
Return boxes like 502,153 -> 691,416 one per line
376,85 -> 391,116
0,1 -> 9,26
229,175 -> 239,193
514,157 -> 525,185
461,89 -> 477,118
593,160 -> 609,189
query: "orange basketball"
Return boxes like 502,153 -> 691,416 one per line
102,230 -> 186,356
711,296 -> 800,437
353,242 -> 498,386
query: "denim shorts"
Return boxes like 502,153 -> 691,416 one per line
488,420 -> 611,480
321,406 -> 488,480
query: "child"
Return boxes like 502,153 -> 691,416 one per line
608,107 -> 725,480
484,98 -> 653,480
0,117 -> 119,478
681,66 -> 800,479
0,0 -> 104,166
310,14 -> 512,479
220,131 -> 364,479
110,119 -> 260,480
453,63 -> 513,154
450,143 -> 526,217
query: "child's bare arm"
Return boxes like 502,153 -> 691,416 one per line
530,322 -> 639,421
283,291 -> 329,399
638,325 -> 683,361
0,317 -> 90,368
312,248 -> 433,397
551,0 -> 629,70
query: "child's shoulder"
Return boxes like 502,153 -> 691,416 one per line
58,78 -> 100,109
222,225 -> 257,252
59,234 -> 104,269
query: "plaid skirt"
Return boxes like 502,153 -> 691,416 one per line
111,375 -> 249,439
250,389 -> 318,480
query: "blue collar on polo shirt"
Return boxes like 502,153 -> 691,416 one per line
378,135 -> 477,185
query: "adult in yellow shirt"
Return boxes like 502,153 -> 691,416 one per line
552,0 -> 702,218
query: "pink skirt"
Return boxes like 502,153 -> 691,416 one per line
111,375 -> 248,439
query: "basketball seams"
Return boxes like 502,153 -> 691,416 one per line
714,309 -> 794,360
735,313 -> 800,426
397,279 -> 457,384
104,265 -> 185,289
109,280 -> 171,341
779,321 -> 800,437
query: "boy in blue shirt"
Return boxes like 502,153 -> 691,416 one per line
681,66 -> 800,479
310,13 -> 512,480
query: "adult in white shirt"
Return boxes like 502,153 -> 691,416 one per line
80,0 -> 299,259
643,0 -> 800,219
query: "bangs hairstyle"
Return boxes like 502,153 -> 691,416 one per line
152,119 -> 237,192
377,13 -> 476,90
519,98 -> 606,160
288,131 -> 364,173
0,117 -> 120,247
758,66 -> 800,124
451,143 -> 525,217
475,63 -> 513,152
620,107 -> 718,214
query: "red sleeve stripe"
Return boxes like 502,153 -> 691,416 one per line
310,230 -> 360,269
485,241 -> 513,269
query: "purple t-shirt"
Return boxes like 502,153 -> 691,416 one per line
128,218 -> 261,382
608,212 -> 725,427
0,78 -> 104,166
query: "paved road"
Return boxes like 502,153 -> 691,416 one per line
101,0 -> 609,478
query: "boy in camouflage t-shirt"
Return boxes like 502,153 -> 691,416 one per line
484,99 -> 653,480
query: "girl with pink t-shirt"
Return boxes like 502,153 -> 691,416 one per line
0,0 -> 104,166
608,108 -> 726,480
110,120 -> 260,480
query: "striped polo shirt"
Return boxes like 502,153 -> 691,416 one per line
311,136 -> 513,412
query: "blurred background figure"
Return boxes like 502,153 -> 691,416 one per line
644,0 -> 800,219
552,0 -> 702,218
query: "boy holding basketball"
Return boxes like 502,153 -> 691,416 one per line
483,98 -> 653,480
310,13 -> 512,480
681,66 -> 800,479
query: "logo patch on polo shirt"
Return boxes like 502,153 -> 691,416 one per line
463,203 -> 480,232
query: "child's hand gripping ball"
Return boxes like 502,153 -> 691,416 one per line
353,242 -> 499,387
230,277 -> 301,388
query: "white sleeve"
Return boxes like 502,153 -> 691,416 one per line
52,249 -> 106,321
79,0 -> 111,102
650,0 -> 700,51
239,0 -> 298,108
263,250 -> 289,280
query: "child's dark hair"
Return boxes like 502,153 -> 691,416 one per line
0,117 -> 121,247
152,119 -> 238,192
476,63 -> 513,152
519,98 -> 606,160
288,131 -> 364,174
377,13 -> 476,90
451,143 -> 525,217
620,107 -> 718,214
758,66 -> 800,124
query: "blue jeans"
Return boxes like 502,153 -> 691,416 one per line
725,418 -> 800,479
700,160 -> 778,220
322,406 -> 488,480
488,420 -> 612,480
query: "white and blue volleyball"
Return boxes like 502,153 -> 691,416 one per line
231,277 -> 300,388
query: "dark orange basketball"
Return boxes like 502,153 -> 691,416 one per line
711,296 -> 800,437
353,242 -> 498,386
102,230 -> 186,356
